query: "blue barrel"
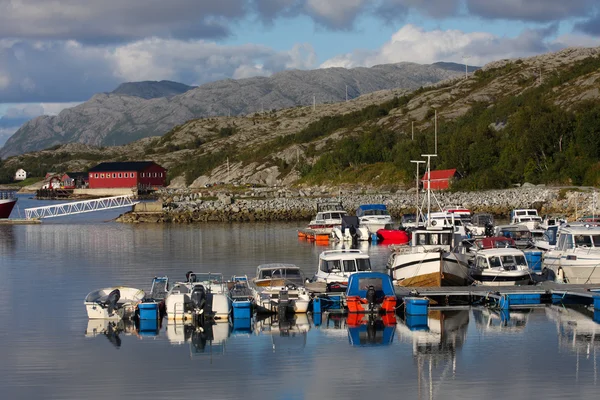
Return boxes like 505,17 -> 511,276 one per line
524,250 -> 543,271
138,302 -> 159,320
405,297 -> 429,316
232,300 -> 252,319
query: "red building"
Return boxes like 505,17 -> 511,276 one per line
422,169 -> 457,190
88,161 -> 167,189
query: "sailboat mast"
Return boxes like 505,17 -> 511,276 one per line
421,154 -> 437,225
411,160 -> 425,223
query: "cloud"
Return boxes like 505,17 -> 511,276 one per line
466,0 -> 596,22
0,38 -> 317,103
319,24 -> 578,69
575,13 -> 600,36
304,0 -> 369,29
374,0 -> 461,20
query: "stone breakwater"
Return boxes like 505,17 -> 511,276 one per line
116,187 -> 597,223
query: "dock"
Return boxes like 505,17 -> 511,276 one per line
0,219 -> 41,225
394,283 -> 600,311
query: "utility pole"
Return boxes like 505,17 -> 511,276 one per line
411,160 -> 425,221
421,154 -> 437,222
462,55 -> 470,79
434,109 -> 437,154
345,85 -> 348,102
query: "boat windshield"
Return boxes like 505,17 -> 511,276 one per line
363,209 -> 390,216
193,273 -> 223,283
356,259 -> 371,271
415,232 -> 451,246
574,234 -> 600,248
488,255 -> 527,268
321,259 -> 371,273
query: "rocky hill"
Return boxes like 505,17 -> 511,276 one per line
110,80 -> 195,99
2,46 -> 600,191
0,62 -> 469,158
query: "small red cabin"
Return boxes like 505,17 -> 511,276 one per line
88,161 -> 167,189
422,169 -> 457,190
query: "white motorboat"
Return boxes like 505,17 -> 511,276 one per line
543,225 -> 600,284
469,247 -> 532,286
539,215 -> 567,230
331,216 -> 370,242
494,224 -> 533,249
356,204 -> 393,233
164,272 -> 231,322
312,249 -> 372,284
510,208 -> 542,230
533,226 -> 559,251
84,286 -> 145,320
387,226 -> 469,287
307,201 -> 347,234
250,263 -> 311,314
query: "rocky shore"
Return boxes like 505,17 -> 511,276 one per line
115,186 -> 599,223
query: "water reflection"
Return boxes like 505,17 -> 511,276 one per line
473,308 -> 531,334
0,225 -> 15,254
255,314 -> 310,352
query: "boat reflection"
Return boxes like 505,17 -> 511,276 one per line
546,305 -> 600,354
255,313 -> 310,352
166,320 -> 231,358
396,310 -> 470,400
0,225 -> 15,254
85,319 -> 138,348
347,313 -> 396,346
472,308 -> 531,334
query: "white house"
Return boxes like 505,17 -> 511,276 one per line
14,168 -> 27,181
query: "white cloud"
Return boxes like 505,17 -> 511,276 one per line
320,24 -> 599,69
304,0 -> 368,28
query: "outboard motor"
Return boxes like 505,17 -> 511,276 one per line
105,289 -> 121,314
366,285 -> 376,312
484,223 -> 494,238
278,289 -> 290,316
186,271 -> 196,283
190,285 -> 206,309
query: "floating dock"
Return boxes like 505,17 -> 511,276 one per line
394,283 -> 600,311
0,218 -> 41,225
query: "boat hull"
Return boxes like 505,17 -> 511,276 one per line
470,271 -> 531,286
0,198 -> 17,219
391,253 -> 468,287
84,287 -> 145,320
544,251 -> 600,284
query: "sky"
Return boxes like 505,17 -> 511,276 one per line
1,0 -> 600,145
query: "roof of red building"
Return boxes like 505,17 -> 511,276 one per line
422,169 -> 457,180
88,161 -> 162,173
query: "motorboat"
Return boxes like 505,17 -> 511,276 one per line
250,263 -> 311,314
345,272 -> 397,314
510,208 -> 542,230
229,275 -> 254,320
469,247 -> 532,286
356,204 -> 393,233
164,272 -> 231,322
0,191 -> 17,219
470,212 -> 495,237
386,226 -> 469,287
331,216 -> 370,242
539,215 -> 567,230
375,224 -> 410,244
312,249 -> 372,284
306,201 -> 347,234
543,225 -> 600,284
494,224 -> 533,249
84,286 -> 146,320
533,226 -> 559,251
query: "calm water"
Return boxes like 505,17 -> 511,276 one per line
1,195 -> 599,399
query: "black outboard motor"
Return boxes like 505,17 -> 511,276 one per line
366,285 -> 376,312
484,223 -> 494,238
105,289 -> 121,314
186,271 -> 196,283
190,285 -> 206,310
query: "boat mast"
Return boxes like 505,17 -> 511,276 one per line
411,160 -> 425,224
421,154 -> 437,226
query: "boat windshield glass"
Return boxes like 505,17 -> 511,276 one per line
544,229 -> 557,242
593,235 -> 600,247
356,259 -> 371,271
321,260 -> 342,272
364,209 -> 389,216
514,255 -> 527,267
358,278 -> 383,291
575,235 -> 592,247
489,256 -> 502,268
527,210 -> 538,216
342,260 -> 356,272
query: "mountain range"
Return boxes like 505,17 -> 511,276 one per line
0,62 -> 475,158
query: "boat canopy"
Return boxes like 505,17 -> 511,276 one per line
256,263 -> 305,285
346,272 -> 395,298
317,202 -> 344,212
476,236 -> 516,250
356,204 -> 389,217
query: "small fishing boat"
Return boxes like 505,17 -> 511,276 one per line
0,191 -> 17,219
345,272 -> 397,314
510,208 -> 542,230
84,286 -> 146,320
332,216 -> 370,242
312,249 -> 372,285
356,204 -> 393,233
164,272 -> 231,322
543,225 -> 600,284
306,201 -> 347,234
250,263 -> 311,314
469,247 -> 532,286
229,275 -> 254,320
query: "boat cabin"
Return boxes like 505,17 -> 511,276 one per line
475,236 -> 516,250
411,227 -> 454,247
318,249 -> 371,274
346,272 -> 395,298
510,209 -> 539,225
554,226 -> 600,251
494,224 -> 532,248
472,213 -> 494,227
254,263 -> 305,287
356,204 -> 390,218
472,248 -> 528,271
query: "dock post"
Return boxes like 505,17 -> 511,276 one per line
594,296 -> 600,312
499,294 -> 510,310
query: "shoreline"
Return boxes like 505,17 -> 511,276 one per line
116,186 -> 596,223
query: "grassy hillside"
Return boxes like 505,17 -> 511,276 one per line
1,47 -> 600,189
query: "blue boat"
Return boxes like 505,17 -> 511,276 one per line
356,204 -> 393,233
345,272 -> 397,314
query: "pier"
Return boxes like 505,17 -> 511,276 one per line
24,195 -> 138,219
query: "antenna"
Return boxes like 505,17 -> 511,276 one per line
411,160 -> 426,223
421,154 -> 437,222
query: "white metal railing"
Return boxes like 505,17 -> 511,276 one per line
24,195 -> 138,219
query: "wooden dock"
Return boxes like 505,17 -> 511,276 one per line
0,218 -> 41,225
